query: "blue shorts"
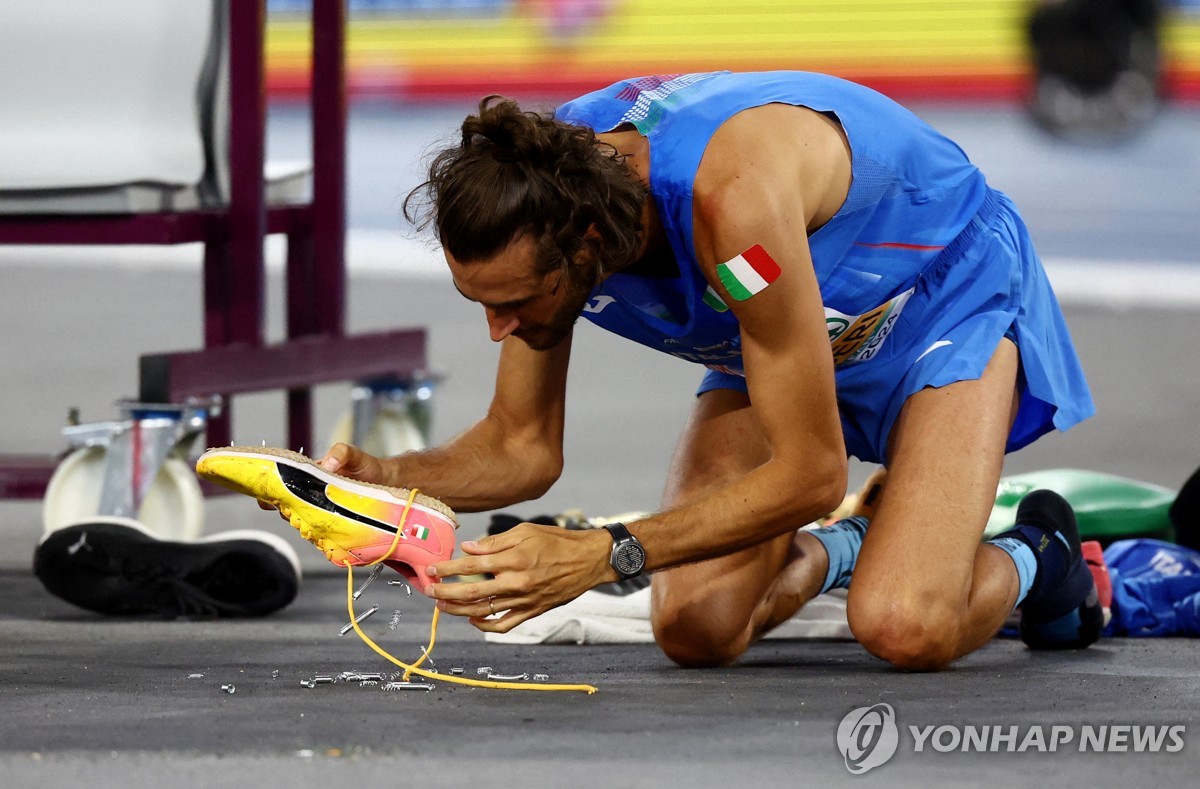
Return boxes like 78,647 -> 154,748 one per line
698,189 -> 1095,465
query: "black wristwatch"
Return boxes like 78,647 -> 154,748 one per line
603,522 -> 646,581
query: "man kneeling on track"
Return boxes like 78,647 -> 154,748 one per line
320,71 -> 1100,671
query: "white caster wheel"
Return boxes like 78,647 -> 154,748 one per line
42,447 -> 204,541
328,407 -> 426,458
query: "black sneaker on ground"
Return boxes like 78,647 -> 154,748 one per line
1004,490 -> 1104,650
33,518 -> 301,618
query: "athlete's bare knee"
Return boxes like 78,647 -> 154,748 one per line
848,589 -> 960,672
652,595 -> 751,668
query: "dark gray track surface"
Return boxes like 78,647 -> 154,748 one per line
1,104 -> 1198,787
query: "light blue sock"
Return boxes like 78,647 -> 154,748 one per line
988,536 -> 1038,608
808,516 -> 869,594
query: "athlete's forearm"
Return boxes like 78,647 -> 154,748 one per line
630,454 -> 846,574
379,413 -> 563,513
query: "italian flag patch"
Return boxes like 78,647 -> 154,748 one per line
715,245 -> 781,302
702,285 -> 728,313
405,524 -> 429,540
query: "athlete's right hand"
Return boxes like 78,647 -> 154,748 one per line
317,442 -> 390,485
255,442 -> 389,515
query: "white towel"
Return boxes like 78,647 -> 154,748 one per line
484,587 -> 852,645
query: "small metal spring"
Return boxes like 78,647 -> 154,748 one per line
353,564 -> 386,600
339,604 -> 380,636
382,682 -> 434,692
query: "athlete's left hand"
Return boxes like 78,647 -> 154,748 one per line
424,524 -> 616,632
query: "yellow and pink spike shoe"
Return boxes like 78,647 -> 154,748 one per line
195,446 -> 457,594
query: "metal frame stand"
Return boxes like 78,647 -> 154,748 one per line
347,373 -> 442,448
61,400 -> 216,520
0,1 -> 432,506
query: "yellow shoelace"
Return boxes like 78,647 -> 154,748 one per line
342,487 -> 598,694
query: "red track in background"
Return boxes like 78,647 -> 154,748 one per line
268,67 -> 1200,104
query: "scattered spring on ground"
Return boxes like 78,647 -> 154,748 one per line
301,671 -> 440,691
220,684 -> 236,694
383,682 -> 434,692
339,604 -> 380,636
388,610 -> 402,630
299,677 -> 332,688
353,564 -> 385,600
476,666 -> 494,675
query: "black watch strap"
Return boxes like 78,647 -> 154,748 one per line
603,522 -> 646,581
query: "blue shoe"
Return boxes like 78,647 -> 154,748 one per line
1004,490 -> 1103,650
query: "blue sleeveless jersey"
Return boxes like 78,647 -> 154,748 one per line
556,71 -> 1093,463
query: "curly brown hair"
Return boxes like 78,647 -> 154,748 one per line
403,96 -> 646,280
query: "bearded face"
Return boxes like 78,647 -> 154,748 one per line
446,234 -> 606,351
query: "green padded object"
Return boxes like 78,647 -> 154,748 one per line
984,469 -> 1176,545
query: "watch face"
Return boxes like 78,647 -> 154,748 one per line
614,542 -> 646,577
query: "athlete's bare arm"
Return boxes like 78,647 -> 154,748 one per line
322,332 -> 571,512
617,103 -> 852,567
428,104 -> 856,629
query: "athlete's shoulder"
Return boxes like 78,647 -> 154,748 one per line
693,103 -> 849,234
556,72 -> 731,131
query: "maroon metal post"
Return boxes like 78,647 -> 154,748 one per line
284,0 -> 349,451
0,457 -> 64,500
285,215 -> 317,449
223,0 -> 267,349
310,0 -> 348,338
204,0 -> 268,447
0,213 -> 214,244
140,329 -> 426,403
